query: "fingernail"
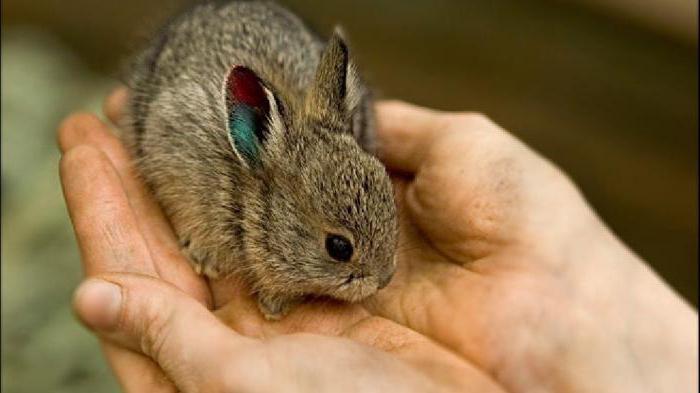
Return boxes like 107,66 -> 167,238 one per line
73,279 -> 123,331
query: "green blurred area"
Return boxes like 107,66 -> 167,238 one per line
2,0 -> 697,392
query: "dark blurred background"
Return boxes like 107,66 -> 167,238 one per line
2,0 -> 697,391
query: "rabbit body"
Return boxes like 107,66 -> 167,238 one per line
121,0 -> 397,319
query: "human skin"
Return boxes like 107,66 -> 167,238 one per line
59,88 -> 697,392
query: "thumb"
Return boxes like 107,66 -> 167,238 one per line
375,100 -> 451,173
73,274 -> 262,392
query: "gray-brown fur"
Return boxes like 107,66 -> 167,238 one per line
120,0 -> 397,319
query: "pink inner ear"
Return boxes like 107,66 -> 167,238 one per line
227,66 -> 269,112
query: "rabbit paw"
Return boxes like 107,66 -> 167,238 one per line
257,294 -> 301,321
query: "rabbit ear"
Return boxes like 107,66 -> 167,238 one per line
225,66 -> 283,167
305,27 -> 362,129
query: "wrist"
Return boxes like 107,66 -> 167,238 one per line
568,213 -> 697,392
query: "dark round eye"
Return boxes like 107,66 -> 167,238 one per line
325,234 -> 353,262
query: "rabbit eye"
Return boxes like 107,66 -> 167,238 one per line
325,234 -> 353,262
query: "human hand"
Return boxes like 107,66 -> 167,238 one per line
60,89 -> 697,393
58,89 -> 502,392
367,102 -> 698,393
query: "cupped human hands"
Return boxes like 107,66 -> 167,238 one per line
59,88 -> 697,393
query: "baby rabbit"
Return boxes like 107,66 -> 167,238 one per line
120,0 -> 398,319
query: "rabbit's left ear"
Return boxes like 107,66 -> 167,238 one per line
226,66 -> 284,167
304,27 -> 362,129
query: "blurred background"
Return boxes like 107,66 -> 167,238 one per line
2,0 -> 697,391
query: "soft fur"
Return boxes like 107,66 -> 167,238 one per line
120,0 -> 397,319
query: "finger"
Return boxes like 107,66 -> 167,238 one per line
76,276 -> 502,392
57,113 -> 177,251
58,113 -> 209,305
104,87 -> 128,126
59,138 -> 180,391
59,145 -> 157,276
375,100 -> 450,173
73,274 -> 261,393
379,103 -> 535,265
